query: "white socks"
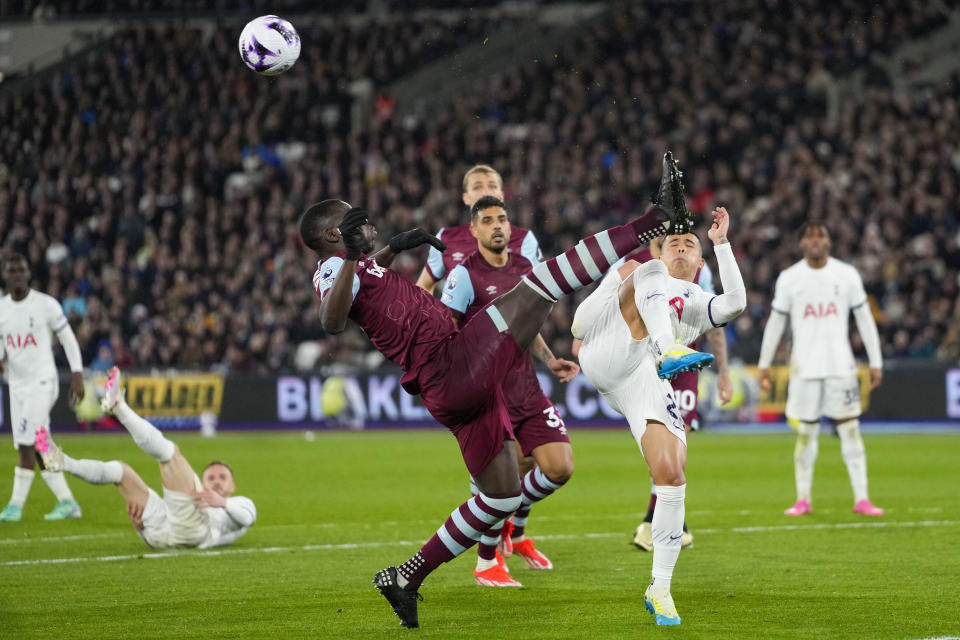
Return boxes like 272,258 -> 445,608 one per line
633,261 -> 675,358
10,467 -> 35,507
116,400 -> 175,462
650,484 -> 686,592
794,421 -> 820,501
65,456 -> 124,485
837,419 -> 869,503
41,470 -> 75,502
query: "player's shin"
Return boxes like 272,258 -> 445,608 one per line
521,211 -> 669,303
511,467 -> 565,541
40,470 -> 75,502
837,419 -> 869,502
633,260 -> 676,358
397,492 -> 521,590
64,457 -> 123,485
115,401 -> 175,462
650,484 -> 686,593
9,466 -> 35,507
794,421 -> 819,501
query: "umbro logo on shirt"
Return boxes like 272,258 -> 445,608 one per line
486,285 -> 498,295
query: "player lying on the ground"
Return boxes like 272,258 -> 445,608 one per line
572,204 -> 746,626
0,252 -> 85,523
35,367 -> 256,549
441,195 -> 578,587
300,152 -> 707,630
757,222 -> 884,517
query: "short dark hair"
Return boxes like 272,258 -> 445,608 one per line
798,222 -> 830,239
471,196 -> 506,219
662,231 -> 703,252
203,460 -> 234,477
1,252 -> 27,268
300,200 -> 351,253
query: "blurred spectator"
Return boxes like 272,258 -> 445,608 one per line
0,2 -> 957,374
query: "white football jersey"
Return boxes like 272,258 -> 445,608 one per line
0,289 -> 69,387
198,496 -> 257,549
770,257 -> 868,379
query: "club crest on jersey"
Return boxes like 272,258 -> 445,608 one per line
803,302 -> 838,318
452,251 -> 464,262
6,333 -> 38,349
486,285 -> 498,295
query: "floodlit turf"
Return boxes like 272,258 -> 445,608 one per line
1,428 -> 958,639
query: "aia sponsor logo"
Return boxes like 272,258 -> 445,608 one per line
6,334 -> 38,349
803,302 -> 838,318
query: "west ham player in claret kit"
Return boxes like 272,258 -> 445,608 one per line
0,253 -> 85,522
415,164 -> 541,293
757,222 -> 884,517
299,153 -> 705,630
441,196 -> 578,587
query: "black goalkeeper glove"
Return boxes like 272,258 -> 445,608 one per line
388,228 -> 446,253
338,208 -> 368,260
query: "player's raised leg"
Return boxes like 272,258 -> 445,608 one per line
490,153 -> 689,351
100,367 -> 197,494
37,426 -> 155,530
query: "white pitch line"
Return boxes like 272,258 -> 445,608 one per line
1,520 -> 956,568
0,532 -> 126,545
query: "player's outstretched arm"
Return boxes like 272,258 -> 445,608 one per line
705,207 -> 746,325
369,229 -> 446,270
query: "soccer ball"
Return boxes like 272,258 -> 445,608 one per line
238,15 -> 301,76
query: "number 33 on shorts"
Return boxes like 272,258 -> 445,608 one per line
542,406 -> 567,435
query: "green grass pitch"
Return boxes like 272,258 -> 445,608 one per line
1,428 -> 958,639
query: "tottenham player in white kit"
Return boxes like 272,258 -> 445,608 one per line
36,367 -> 256,548
572,207 -> 746,626
757,223 -> 884,517
0,253 -> 85,522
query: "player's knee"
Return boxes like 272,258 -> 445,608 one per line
835,419 -> 861,442
637,259 -> 668,279
540,460 -> 574,485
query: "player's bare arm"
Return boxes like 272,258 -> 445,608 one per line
706,328 -> 733,404
530,333 -> 579,383
415,268 -> 438,292
707,206 -> 730,244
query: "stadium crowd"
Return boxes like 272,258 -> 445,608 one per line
1,1 -> 958,374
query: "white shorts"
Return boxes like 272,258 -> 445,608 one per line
137,473 -> 209,549
577,288 -> 687,453
785,375 -> 862,422
8,378 -> 59,449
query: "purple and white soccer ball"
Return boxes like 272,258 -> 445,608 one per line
238,15 -> 301,76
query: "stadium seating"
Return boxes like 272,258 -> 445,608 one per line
0,1 -> 957,371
